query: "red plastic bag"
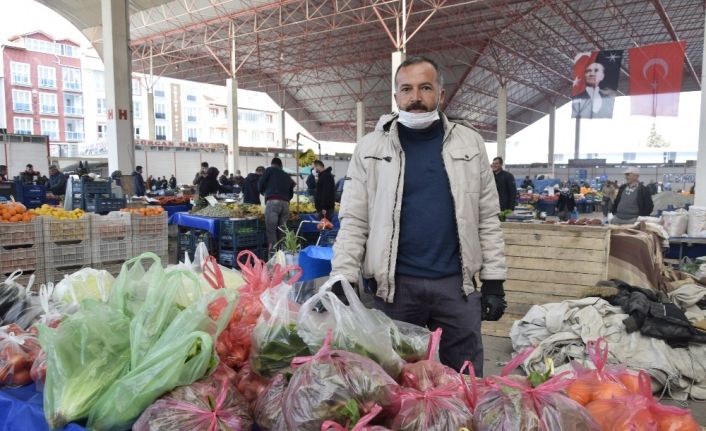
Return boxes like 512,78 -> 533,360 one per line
567,338 -> 640,406
213,250 -> 302,368
321,405 -> 391,431
282,331 -> 398,431
0,323 -> 40,387
253,373 -> 287,431
390,384 -> 473,431
585,372 -> 700,431
133,365 -> 253,431
399,329 -> 459,392
30,349 -> 47,391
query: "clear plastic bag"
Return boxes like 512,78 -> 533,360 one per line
0,271 -> 43,330
322,405 -> 391,431
0,323 -> 40,387
250,283 -> 310,377
390,386 -> 473,431
283,332 -> 398,431
390,320 -> 432,363
297,275 -> 405,378
253,373 -> 287,431
52,267 -> 114,306
30,349 -> 46,391
133,364 -> 253,431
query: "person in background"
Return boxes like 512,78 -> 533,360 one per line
146,175 -> 155,192
556,188 -> 576,221
219,169 -> 231,186
132,166 -> 146,197
243,166 -> 264,205
521,175 -> 534,189
193,162 -> 209,186
198,167 -> 226,198
306,169 -> 317,197
234,170 -> 245,190
169,175 -> 177,189
110,171 -> 124,198
611,167 -> 654,225
259,158 -> 296,250
160,176 -> 168,190
0,165 -> 7,182
690,184 -> 695,195
491,157 -> 516,211
600,180 -> 617,220
313,159 -> 336,220
47,165 -> 67,195
335,176 -> 348,203
647,180 -> 658,195
19,164 -> 38,184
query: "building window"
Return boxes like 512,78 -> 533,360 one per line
266,131 -> 275,142
12,90 -> 32,112
60,44 -> 78,57
96,98 -> 106,115
154,83 -> 165,98
155,103 -> 166,119
93,71 -> 105,91
132,78 -> 141,96
187,128 -> 198,142
14,117 -> 33,135
238,110 -> 262,122
64,94 -> 83,116
133,101 -> 141,119
186,94 -> 197,102
11,62 -> 31,86
209,108 -> 219,118
40,119 -> 59,140
265,113 -> 274,124
251,130 -> 263,141
65,119 -> 84,141
37,66 -> 56,89
40,93 -> 58,114
186,107 -> 198,122
134,127 -> 141,138
156,125 -> 167,140
97,123 -> 107,140
62,67 -> 82,91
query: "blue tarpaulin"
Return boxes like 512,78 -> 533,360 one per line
0,384 -> 85,431
170,212 -> 223,236
298,245 -> 334,281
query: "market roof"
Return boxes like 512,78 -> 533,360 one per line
38,0 -> 705,142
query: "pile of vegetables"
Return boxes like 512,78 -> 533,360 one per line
120,206 -> 165,217
153,196 -> 190,206
0,323 -> 40,387
193,203 -> 236,218
0,202 -> 36,223
225,203 -> 264,219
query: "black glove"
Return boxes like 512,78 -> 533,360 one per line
481,280 -> 507,321
331,280 -> 351,306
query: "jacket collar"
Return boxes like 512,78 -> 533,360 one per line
376,112 -> 457,147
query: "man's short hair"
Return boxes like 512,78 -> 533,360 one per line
136,165 -> 143,171
48,165 -> 58,171
201,162 -> 209,168
313,160 -> 324,168
394,56 -> 444,89
271,157 -> 283,168
26,164 -> 33,169
256,166 -> 265,173
493,157 -> 504,165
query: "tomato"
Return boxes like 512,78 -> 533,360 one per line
592,382 -> 629,401
618,373 -> 641,394
566,380 -> 593,406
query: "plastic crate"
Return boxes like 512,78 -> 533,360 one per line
81,179 -> 112,195
91,212 -> 131,241
0,218 -> 43,247
219,218 -> 259,234
316,229 -> 338,247
219,230 -> 263,249
132,236 -> 169,263
86,197 -> 126,214
93,261 -> 124,278
177,231 -> 195,250
91,239 -> 132,265
218,246 -> 266,268
131,212 -> 168,238
42,216 -> 91,243
0,242 -> 44,274
45,241 -> 91,270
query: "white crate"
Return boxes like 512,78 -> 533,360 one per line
90,212 -> 131,242
42,216 -> 90,244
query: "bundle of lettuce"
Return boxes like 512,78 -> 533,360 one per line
39,252 -> 237,431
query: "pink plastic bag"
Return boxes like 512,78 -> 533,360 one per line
253,373 -> 287,431
321,405 -> 391,431
282,331 -> 398,431
399,328 -> 459,392
390,384 -> 473,431
133,365 -> 253,431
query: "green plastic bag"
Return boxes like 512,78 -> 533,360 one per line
40,299 -> 131,429
87,288 -> 237,431
110,252 -> 164,319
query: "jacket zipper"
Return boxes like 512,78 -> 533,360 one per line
387,147 -> 404,302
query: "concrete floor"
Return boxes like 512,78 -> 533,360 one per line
482,334 -> 706,427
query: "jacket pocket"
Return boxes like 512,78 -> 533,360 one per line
448,149 -> 481,193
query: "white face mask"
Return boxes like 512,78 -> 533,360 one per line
397,109 -> 440,129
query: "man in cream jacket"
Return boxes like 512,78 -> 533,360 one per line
331,56 -> 507,373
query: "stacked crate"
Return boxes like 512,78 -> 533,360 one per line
43,216 -> 92,284
218,218 -> 266,268
90,212 -> 132,277
131,212 -> 169,264
177,229 -> 215,263
0,218 -> 45,288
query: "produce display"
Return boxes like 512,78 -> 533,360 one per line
120,207 -> 165,216
152,196 -> 190,206
30,205 -> 85,220
0,323 -> 40,387
0,202 -> 36,223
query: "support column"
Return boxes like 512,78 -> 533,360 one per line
695,10 -> 706,206
146,90 -> 155,140
356,100 -> 365,142
496,85 -> 507,160
391,50 -> 406,112
226,78 -> 239,174
548,105 -> 556,166
279,109 -> 286,149
574,117 -> 581,160
101,0 -> 134,175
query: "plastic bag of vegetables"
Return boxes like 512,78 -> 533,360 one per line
234,363 -> 272,406
52,267 -> 114,306
282,331 -> 398,431
322,405 -> 391,431
87,288 -> 236,431
390,385 -> 473,431
30,349 -> 46,391
40,299 -> 132,429
250,282 -> 310,377
585,372 -> 700,431
109,252 -> 165,319
0,271 -> 43,329
253,373 -> 287,431
390,320 -> 432,363
133,364 -> 253,431
0,323 -> 40,387
566,338 -> 640,406
399,329 -> 459,391
297,275 -> 406,378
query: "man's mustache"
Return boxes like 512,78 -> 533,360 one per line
405,101 -> 428,111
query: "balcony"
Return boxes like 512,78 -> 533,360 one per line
44,132 -> 59,140
13,103 -> 31,112
64,82 -> 81,91
65,131 -> 84,141
64,106 -> 83,116
41,105 -> 57,114
154,90 -> 165,97
155,112 -> 166,119
12,75 -> 30,86
187,115 -> 197,122
188,137 -> 197,142
16,130 -> 32,135
39,79 -> 56,88
156,134 -> 167,140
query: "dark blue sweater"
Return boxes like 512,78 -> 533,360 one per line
258,166 -> 295,201
396,121 -> 462,279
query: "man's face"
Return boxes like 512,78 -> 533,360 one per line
491,159 -> 502,173
394,62 -> 445,113
584,63 -> 604,87
26,166 -> 33,173
49,169 -> 57,176
625,173 -> 639,184
314,165 -> 323,173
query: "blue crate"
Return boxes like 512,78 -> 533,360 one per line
219,230 -> 264,249
219,218 -> 259,234
177,231 -> 194,249
218,246 -> 266,268
85,197 -> 125,214
81,178 -> 112,195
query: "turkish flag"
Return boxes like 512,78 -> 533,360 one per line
629,41 -> 686,116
